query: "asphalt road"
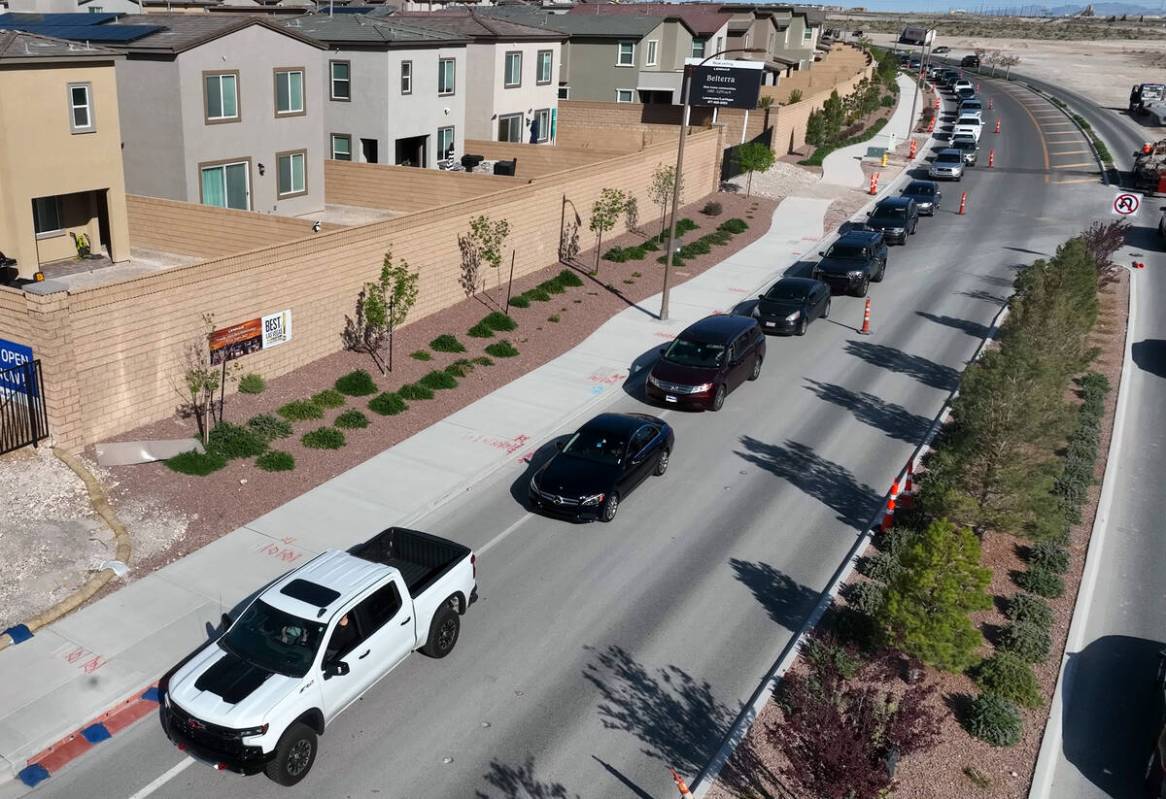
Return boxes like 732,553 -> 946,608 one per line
1,82 -> 1115,799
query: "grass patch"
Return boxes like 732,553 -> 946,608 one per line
334,409 -> 369,429
301,427 -> 346,450
256,450 -> 295,472
467,321 -> 495,338
311,389 -> 346,409
430,334 -> 466,353
548,313 -> 561,322
166,449 -> 228,476
522,286 -> 552,303
483,311 -> 517,331
508,295 -> 530,309
237,373 -> 265,394
208,422 -> 267,459
419,370 -> 458,391
473,356 -> 494,367
398,382 -> 435,401
445,358 -> 476,377
410,350 -> 433,361
485,340 -> 519,358
277,399 -> 323,421
719,218 -> 749,234
368,392 -> 408,416
556,269 -> 583,287
247,413 -> 292,442
335,369 -> 378,396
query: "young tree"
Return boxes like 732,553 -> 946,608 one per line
1000,54 -> 1021,79
589,188 -> 627,275
467,215 -> 511,291
342,249 -> 419,374
1078,219 -> 1128,284
623,194 -> 640,233
805,108 -> 828,148
736,142 -> 775,197
647,163 -> 682,241
822,90 -> 845,145
173,314 -> 226,446
878,518 -> 992,672
757,94 -> 775,131
457,232 -> 482,300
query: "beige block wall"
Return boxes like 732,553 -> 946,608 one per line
462,139 -> 622,179
323,161 -> 526,212
15,128 -> 722,449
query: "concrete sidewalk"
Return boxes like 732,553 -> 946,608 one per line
0,191 -> 842,787
820,74 -> 923,188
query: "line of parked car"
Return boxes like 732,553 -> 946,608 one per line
929,68 -> 987,182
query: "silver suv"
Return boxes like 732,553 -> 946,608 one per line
928,148 -> 965,180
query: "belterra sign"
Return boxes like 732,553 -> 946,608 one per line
683,58 -> 764,109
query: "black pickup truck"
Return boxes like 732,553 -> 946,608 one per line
812,229 -> 888,297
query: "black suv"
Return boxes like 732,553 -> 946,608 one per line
812,230 -> 888,296
961,54 -> 980,68
864,197 -> 919,244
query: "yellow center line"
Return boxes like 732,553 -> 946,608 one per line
1053,162 -> 1096,168
1051,147 -> 1091,153
1056,176 -> 1102,184
1045,131 -> 1081,137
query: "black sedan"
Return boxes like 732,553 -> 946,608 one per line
528,413 -> 674,522
900,180 -> 942,216
753,276 -> 831,334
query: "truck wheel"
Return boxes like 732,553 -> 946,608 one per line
421,606 -> 460,659
265,723 -> 317,787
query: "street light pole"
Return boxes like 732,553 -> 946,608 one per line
660,47 -> 764,322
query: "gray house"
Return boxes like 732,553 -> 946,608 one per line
284,15 -> 468,168
109,15 -> 326,215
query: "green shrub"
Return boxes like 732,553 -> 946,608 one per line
680,240 -> 712,258
548,314 -> 561,323
857,550 -> 901,584
642,239 -> 660,251
277,399 -> 323,421
881,94 -> 895,106
419,370 -> 458,391
247,413 -> 292,442
974,652 -> 1043,708
445,359 -> 476,378
719,218 -> 749,234
468,321 -> 495,338
334,409 -> 369,429
1079,371 -> 1110,396
1028,541 -> 1070,574
430,334 -> 465,353
556,269 -> 583,287
1015,565 -> 1064,598
1006,593 -> 1053,629
301,427 -> 346,450
208,422 -> 267,459
803,634 -> 862,680
474,356 -> 494,367
368,392 -> 408,416
238,373 -> 266,394
843,580 -> 886,616
965,693 -> 1023,747
256,450 -> 295,472
311,389 -> 346,409
538,278 -> 566,296
675,217 -> 698,234
523,286 -> 552,302
604,246 -> 629,263
999,620 -> 1052,663
335,369 -> 377,396
622,246 -> 647,261
166,449 -> 228,476
508,295 -> 531,309
703,230 -> 733,246
398,382 -> 435,401
483,311 -> 518,332
701,201 -> 723,216
410,350 -> 433,361
485,340 -> 519,358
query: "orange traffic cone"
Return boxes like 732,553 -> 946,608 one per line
988,97 -> 993,110
933,96 -> 940,110
880,493 -> 897,533
909,138 -> 918,158
670,768 -> 694,799
988,149 -> 995,168
994,119 -> 1001,134
859,297 -> 872,335
927,116 -> 936,133
901,463 -> 916,509
868,172 -> 879,195
959,192 -> 967,215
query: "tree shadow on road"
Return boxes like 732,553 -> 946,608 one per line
957,288 -> 1007,306
915,310 -> 993,340
730,559 -> 820,633
734,437 -> 880,530
582,644 -> 792,799
1132,339 -> 1166,379
475,756 -> 580,799
803,378 -> 932,443
843,340 -> 961,392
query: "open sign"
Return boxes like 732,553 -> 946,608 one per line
0,338 -> 37,396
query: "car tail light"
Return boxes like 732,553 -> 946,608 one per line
471,552 -> 477,579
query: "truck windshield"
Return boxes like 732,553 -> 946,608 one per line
825,243 -> 865,259
222,600 -> 326,678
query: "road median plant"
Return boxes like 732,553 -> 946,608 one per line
368,392 -> 408,416
335,369 -> 378,397
301,427 -> 346,450
256,450 -> 295,472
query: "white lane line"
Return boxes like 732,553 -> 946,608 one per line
478,513 -> 534,556
126,758 -> 194,799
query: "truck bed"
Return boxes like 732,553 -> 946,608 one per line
349,527 -> 471,597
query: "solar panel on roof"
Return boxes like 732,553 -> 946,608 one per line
0,23 -> 163,42
0,12 -> 119,25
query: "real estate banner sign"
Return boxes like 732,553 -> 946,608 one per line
210,310 -> 292,365
684,58 -> 764,109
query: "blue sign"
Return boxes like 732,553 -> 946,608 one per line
0,338 -> 37,396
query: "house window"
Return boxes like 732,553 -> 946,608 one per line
498,113 -> 522,142
204,71 -> 239,123
536,49 -> 553,84
533,108 -> 550,143
804,26 -> 813,41
439,58 -> 455,95
437,126 -> 455,160
68,82 -> 94,133
615,89 -> 633,103
274,69 -> 304,116
200,161 -> 249,210
645,40 -> 658,66
32,197 -> 63,237
88,5 -> 103,10
401,61 -> 412,94
691,38 -> 706,58
277,151 -> 306,198
330,60 -> 350,101
716,35 -> 724,54
557,85 -> 570,100
331,134 -> 352,161
616,41 -> 634,66
504,51 -> 522,88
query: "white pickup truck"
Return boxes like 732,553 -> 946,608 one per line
162,527 -> 477,786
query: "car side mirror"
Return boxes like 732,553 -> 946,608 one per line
323,660 -> 350,680
554,440 -> 564,451
220,613 -> 233,632
818,250 -> 825,256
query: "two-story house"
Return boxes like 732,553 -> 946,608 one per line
285,14 -> 468,168
565,3 -> 731,70
0,31 -> 130,279
395,9 -> 564,143
107,15 -> 327,215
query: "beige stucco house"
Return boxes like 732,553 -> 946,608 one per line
0,31 -> 130,279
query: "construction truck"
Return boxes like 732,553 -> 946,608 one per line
1129,83 -> 1166,116
1132,139 -> 1166,194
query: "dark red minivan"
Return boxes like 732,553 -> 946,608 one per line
645,315 -> 766,411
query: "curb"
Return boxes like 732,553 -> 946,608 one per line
0,450 -> 132,654
1027,264 -> 1137,799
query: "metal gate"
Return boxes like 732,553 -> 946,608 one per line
0,359 -> 48,455
721,126 -> 774,183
